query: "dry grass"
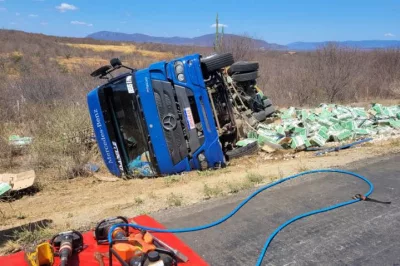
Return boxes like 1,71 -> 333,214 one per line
277,167 -> 285,179
246,172 -> 265,184
203,183 -> 224,199
164,174 -> 185,186
297,165 -> 310,172
197,170 -> 215,177
0,51 -> 23,60
0,226 -> 56,255
225,171 -> 268,195
55,56 -> 109,71
27,105 -> 95,179
297,159 -> 310,172
64,43 -> 138,53
166,193 -> 183,207
0,52 -> 23,77
227,181 -> 253,194
134,197 -> 144,205
2,240 -> 22,254
390,138 -> 400,146
64,43 -> 174,60
147,191 -> 158,199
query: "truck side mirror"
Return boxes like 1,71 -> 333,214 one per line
90,65 -> 112,78
110,58 -> 122,68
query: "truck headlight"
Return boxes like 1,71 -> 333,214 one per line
177,73 -> 185,82
174,61 -> 185,82
175,64 -> 184,74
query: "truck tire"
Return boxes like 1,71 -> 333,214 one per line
228,61 -> 259,75
201,53 -> 234,74
252,110 -> 267,122
263,98 -> 272,107
232,71 -> 258,82
226,141 -> 258,160
265,105 -> 276,117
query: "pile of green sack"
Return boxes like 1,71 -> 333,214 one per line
239,103 -> 400,150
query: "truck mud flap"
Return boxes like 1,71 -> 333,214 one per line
152,80 -> 188,164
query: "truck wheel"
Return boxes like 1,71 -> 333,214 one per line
265,105 -> 276,117
201,53 -> 234,74
226,141 -> 258,160
232,71 -> 258,82
228,61 -> 259,75
263,98 -> 272,107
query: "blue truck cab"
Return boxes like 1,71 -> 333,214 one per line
87,54 -> 235,177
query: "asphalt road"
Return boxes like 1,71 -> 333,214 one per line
154,154 -> 400,266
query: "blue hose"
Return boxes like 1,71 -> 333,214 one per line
108,169 -> 374,265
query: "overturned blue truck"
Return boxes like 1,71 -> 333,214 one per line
87,53 -> 275,177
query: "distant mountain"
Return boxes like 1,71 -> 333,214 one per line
86,31 -> 286,50
287,40 -> 400,51
87,31 -> 400,51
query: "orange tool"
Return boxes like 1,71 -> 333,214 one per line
111,231 -> 156,263
127,232 -> 156,253
113,243 -> 142,262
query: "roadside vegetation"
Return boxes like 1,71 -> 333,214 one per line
1,30 -> 399,182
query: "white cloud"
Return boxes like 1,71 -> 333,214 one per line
29,14 -> 39,17
56,3 -> 77,12
40,22 -> 48,25
10,22 -> 16,25
210,23 -> 228,28
16,12 -> 20,16
384,33 -> 395,37
71,20 -> 93,27
120,21 -> 127,24
0,7 -> 6,11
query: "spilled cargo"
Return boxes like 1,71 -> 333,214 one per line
250,103 -> 400,151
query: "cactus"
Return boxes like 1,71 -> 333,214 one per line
214,13 -> 219,52
214,13 -> 224,52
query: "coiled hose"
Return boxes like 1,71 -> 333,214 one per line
108,169 -> 374,265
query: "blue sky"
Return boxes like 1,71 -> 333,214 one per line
0,0 -> 398,44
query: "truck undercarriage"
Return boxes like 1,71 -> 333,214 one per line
200,53 -> 276,159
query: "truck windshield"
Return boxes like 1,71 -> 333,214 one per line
107,79 -> 154,176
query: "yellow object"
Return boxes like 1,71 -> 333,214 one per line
24,242 -> 54,266
254,85 -> 262,93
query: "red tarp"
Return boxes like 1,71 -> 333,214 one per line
0,215 -> 208,266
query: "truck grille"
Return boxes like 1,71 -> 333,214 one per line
152,80 -> 187,165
